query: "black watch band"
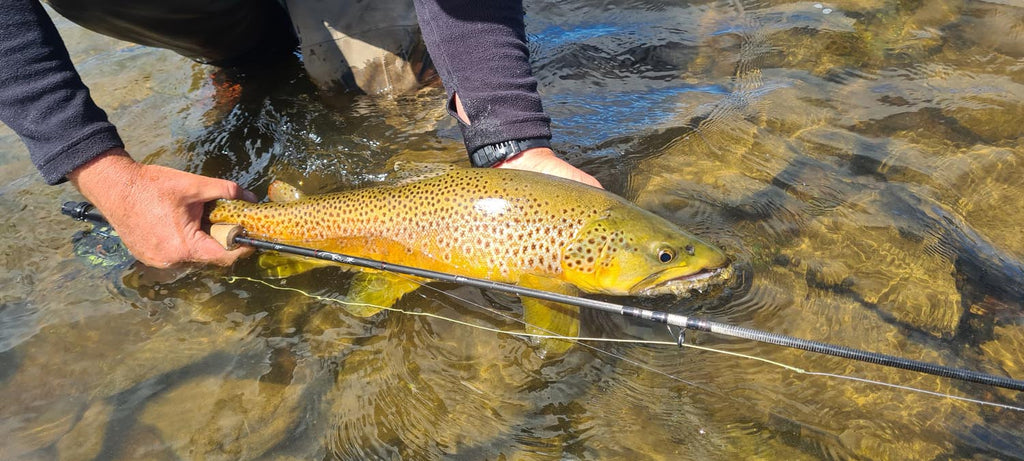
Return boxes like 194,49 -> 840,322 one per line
469,137 -> 551,168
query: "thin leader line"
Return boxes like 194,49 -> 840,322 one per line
226,275 -> 715,394
225,275 -> 1024,412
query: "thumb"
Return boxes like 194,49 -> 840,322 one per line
189,234 -> 255,266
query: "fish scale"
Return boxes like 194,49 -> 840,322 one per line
207,166 -> 731,299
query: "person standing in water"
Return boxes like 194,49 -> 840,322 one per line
0,0 -> 602,267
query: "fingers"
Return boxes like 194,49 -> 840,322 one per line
498,147 -> 605,189
189,233 -> 255,267
572,171 -> 604,189
145,165 -> 253,204
129,227 -> 254,268
73,161 -> 259,268
238,188 -> 259,203
186,174 -> 256,203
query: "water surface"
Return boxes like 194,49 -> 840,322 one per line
2,1 -> 1023,459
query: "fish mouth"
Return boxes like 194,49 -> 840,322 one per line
632,265 -> 734,298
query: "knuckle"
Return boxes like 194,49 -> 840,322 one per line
221,181 -> 242,198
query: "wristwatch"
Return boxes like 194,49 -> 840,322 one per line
469,137 -> 551,168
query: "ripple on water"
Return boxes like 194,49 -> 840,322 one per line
4,1 -> 1024,459
318,283 -> 619,459
0,302 -> 39,355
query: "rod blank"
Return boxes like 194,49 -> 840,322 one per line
61,201 -> 1024,392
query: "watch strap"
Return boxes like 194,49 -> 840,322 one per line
469,137 -> 551,168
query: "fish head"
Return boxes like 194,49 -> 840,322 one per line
559,207 -> 731,297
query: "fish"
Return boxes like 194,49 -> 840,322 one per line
207,164 -> 732,352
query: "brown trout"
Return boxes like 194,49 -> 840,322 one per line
208,164 -> 732,350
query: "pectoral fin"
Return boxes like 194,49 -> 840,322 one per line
344,272 -> 426,317
518,274 -> 581,355
258,252 -> 335,279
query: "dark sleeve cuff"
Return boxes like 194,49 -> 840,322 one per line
1,0 -> 125,185
35,126 -> 123,185
414,0 -> 552,155
447,94 -> 551,154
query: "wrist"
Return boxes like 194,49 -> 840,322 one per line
470,137 -> 551,168
494,147 -> 556,168
68,148 -> 139,204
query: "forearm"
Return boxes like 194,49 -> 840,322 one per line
0,0 -> 123,185
412,0 -> 551,153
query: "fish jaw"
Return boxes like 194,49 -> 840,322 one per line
621,235 -> 733,297
558,203 -> 734,297
631,264 -> 735,297
563,238 -> 734,298
628,244 -> 733,297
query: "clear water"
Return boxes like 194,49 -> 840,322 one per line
1,1 -> 1022,459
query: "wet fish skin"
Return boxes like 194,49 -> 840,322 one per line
207,165 -> 730,299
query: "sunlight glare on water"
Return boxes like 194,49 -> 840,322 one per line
1,1 -> 1022,459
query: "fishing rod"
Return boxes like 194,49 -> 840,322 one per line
61,200 -> 1024,392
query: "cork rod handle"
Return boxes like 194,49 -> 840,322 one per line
210,223 -> 244,250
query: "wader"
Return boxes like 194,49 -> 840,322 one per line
45,0 -> 434,95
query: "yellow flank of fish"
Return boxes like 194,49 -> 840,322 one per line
210,165 -> 733,352
208,165 -> 731,298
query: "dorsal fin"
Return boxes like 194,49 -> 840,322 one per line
267,180 -> 306,203
384,162 -> 457,186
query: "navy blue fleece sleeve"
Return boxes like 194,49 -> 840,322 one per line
0,0 -> 124,185
412,0 -> 551,154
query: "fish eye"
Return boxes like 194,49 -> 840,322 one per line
658,249 -> 675,263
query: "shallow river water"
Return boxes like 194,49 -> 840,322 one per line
2,1 -> 1023,459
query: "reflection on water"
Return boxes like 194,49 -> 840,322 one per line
1,1 -> 1023,459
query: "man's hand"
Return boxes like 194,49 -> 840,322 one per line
68,148 -> 256,267
496,147 -> 603,189
452,93 -> 603,189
